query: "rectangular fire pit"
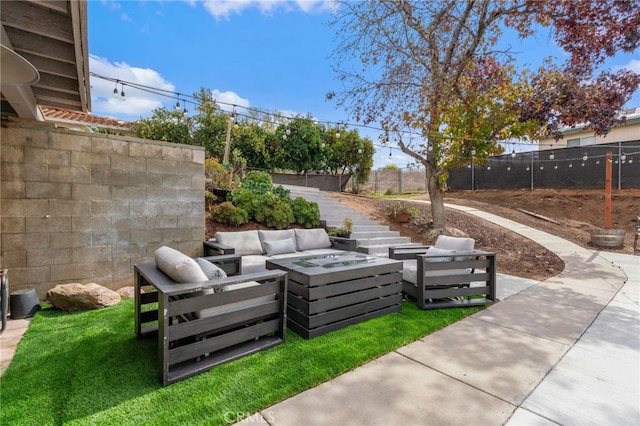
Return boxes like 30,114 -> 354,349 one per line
266,252 -> 402,339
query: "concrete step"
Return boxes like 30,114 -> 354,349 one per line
285,184 -> 419,255
349,230 -> 402,239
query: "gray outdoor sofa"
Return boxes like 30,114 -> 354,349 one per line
203,228 -> 356,274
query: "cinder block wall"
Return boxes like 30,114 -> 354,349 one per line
1,118 -> 205,299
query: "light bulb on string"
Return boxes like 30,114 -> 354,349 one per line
540,165 -> 544,170
487,165 -> 491,171
549,151 -> 555,160
388,148 -> 392,159
621,152 -> 627,163
596,159 -> 600,165
582,153 -> 588,161
554,164 -> 558,170
471,148 -> 476,156
175,99 -> 181,112
569,162 -> 573,168
511,150 -> 516,158
628,157 -> 633,164
182,99 -> 188,118
112,81 -> 119,98
507,165 -> 511,171
581,162 -> 585,166
526,165 -> 530,171
119,84 -> 126,101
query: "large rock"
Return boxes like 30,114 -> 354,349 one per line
117,286 -> 135,299
46,283 -> 121,312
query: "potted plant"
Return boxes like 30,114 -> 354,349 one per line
329,217 -> 354,237
389,201 -> 418,223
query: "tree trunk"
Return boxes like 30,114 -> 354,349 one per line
425,162 -> 446,231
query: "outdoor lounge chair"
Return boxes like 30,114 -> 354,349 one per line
389,235 -> 496,310
134,247 -> 287,385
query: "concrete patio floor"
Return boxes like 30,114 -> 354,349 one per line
238,203 -> 639,425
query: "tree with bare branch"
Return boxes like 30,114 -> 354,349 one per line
328,0 -> 640,234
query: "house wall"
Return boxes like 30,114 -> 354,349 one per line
1,118 -> 205,299
539,118 -> 640,150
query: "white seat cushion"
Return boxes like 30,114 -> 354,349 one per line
294,228 -> 332,251
215,230 -> 263,255
196,281 -> 275,318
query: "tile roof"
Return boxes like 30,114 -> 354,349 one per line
40,106 -> 131,129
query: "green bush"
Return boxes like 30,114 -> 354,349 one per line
241,170 -> 273,194
205,158 -> 234,189
210,201 -> 249,226
254,192 -> 295,229
272,185 -> 291,200
228,187 -> 259,219
290,197 -> 320,228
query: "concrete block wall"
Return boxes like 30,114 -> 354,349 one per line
1,118 -> 205,299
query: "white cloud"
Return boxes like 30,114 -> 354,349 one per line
210,89 -> 251,112
90,55 -> 176,120
620,58 -> 640,73
89,55 -> 251,121
201,0 -> 332,20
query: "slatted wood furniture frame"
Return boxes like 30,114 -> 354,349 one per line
389,246 -> 496,310
266,252 -> 402,339
135,255 -> 287,386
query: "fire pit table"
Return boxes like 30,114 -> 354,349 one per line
266,252 -> 402,339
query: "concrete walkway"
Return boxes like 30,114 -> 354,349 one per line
240,203 -> 639,425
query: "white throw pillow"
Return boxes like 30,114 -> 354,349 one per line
294,228 -> 332,251
263,238 -> 297,256
258,229 -> 296,252
154,246 -> 208,283
195,258 -> 227,280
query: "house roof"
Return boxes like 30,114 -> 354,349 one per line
1,0 -> 90,120
40,106 -> 131,131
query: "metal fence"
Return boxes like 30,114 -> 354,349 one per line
266,141 -> 639,194
447,141 -> 640,191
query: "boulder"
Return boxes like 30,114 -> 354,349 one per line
46,283 -> 121,312
117,286 -> 135,299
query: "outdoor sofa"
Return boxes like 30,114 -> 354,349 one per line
134,246 -> 287,385
203,228 -> 356,274
389,235 -> 496,309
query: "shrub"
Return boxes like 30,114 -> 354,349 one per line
272,185 -> 291,200
241,171 -> 273,194
290,197 -> 320,228
254,192 -> 294,229
210,201 -> 249,226
229,187 -> 259,219
205,158 -> 234,189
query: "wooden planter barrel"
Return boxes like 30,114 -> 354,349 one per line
590,229 -> 626,248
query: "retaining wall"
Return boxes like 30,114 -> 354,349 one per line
1,118 -> 205,299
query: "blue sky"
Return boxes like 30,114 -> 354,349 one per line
88,0 -> 640,169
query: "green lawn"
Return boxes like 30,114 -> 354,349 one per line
0,299 -> 481,425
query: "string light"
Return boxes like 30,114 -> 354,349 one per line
89,73 -> 640,174
182,99 -> 188,118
